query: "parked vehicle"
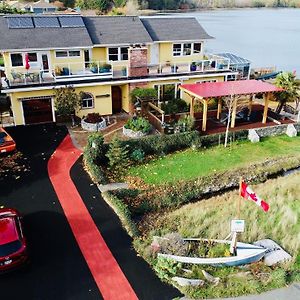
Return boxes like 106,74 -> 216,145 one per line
0,128 -> 16,153
0,208 -> 28,272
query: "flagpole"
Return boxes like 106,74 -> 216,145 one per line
237,177 -> 243,219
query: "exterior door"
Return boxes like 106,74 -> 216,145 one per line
112,86 -> 122,113
38,53 -> 50,74
22,97 -> 53,125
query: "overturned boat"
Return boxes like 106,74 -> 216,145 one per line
158,237 -> 267,267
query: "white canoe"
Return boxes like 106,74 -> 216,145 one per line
158,238 -> 267,267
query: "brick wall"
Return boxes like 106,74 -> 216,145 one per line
128,46 -> 148,77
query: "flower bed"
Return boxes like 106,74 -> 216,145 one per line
81,113 -> 107,132
123,117 -> 151,138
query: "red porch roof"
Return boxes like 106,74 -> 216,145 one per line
180,80 -> 283,98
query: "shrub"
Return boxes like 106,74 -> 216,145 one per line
122,131 -> 201,156
84,113 -> 103,123
102,191 -> 139,237
130,148 -> 145,162
154,257 -> 182,281
175,115 -> 195,132
131,87 -> 157,102
124,117 -> 151,134
161,98 -> 189,114
106,136 -> 130,177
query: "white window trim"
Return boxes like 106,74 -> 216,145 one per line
10,53 -> 24,68
81,93 -> 94,109
107,47 -> 129,62
172,42 -> 202,57
55,50 -> 81,59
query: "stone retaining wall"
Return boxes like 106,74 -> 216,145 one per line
254,123 -> 300,138
81,118 -> 107,132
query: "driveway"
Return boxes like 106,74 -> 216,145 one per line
0,124 -> 180,300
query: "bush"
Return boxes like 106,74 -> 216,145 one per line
124,117 -> 151,134
122,131 -> 201,156
131,87 -> 157,102
84,113 -> 103,123
106,136 -> 130,177
102,191 -> 139,237
161,98 -> 189,114
130,148 -> 145,162
175,115 -> 195,132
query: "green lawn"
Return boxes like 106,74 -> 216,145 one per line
128,135 -> 300,185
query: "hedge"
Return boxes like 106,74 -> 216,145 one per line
102,191 -> 139,238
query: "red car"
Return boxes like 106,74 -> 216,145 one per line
0,128 -> 16,153
0,208 -> 28,272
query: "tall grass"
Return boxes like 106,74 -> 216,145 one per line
148,173 -> 300,256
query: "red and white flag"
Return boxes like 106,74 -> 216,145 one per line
240,182 -> 269,212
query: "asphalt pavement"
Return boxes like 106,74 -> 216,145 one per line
0,124 -> 180,300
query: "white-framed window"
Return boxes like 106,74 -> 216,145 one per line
172,42 -> 202,56
196,79 -> 217,83
81,92 -> 94,109
55,50 -> 81,58
27,52 -> 38,67
11,53 -> 23,67
108,47 -> 128,61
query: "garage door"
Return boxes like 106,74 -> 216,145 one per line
22,97 -> 54,125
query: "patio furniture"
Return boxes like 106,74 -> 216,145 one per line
11,71 -> 23,83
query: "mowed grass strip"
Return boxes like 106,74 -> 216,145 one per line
128,135 -> 300,185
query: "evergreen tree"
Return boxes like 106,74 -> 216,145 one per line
106,136 -> 129,178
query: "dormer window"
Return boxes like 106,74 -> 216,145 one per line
172,42 -> 202,56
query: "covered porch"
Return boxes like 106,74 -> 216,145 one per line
180,80 -> 285,134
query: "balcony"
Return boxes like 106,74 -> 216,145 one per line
2,55 -> 230,89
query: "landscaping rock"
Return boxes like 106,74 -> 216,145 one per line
172,276 -> 205,287
248,129 -> 260,143
254,239 -> 292,266
286,124 -> 297,137
202,270 -> 220,286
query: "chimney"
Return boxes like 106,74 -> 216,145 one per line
128,45 -> 148,78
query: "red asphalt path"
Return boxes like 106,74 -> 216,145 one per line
48,135 -> 138,300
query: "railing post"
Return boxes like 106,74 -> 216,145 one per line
201,61 -> 204,72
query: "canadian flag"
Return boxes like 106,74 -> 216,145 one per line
240,182 -> 270,212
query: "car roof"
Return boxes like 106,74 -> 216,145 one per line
0,213 -> 19,245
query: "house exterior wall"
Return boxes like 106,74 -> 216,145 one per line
158,42 -> 204,64
9,84 -> 113,125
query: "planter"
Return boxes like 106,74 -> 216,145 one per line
190,64 -> 197,71
81,118 -> 107,132
123,126 -> 148,138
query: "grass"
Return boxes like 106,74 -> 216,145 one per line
0,56 -> 3,67
134,173 -> 300,298
128,135 -> 300,185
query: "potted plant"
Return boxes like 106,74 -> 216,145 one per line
99,63 -> 111,73
89,62 -> 98,73
190,62 -> 197,71
81,113 -> 107,131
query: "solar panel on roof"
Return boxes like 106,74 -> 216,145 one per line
34,17 -> 60,28
7,17 -> 34,29
59,16 -> 85,28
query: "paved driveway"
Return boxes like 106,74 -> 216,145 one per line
0,124 -> 180,300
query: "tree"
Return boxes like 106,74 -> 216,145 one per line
114,0 -> 127,7
54,86 -> 81,125
274,71 -> 299,113
106,136 -> 129,178
75,0 -> 109,10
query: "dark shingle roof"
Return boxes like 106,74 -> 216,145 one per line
0,15 -> 93,50
83,16 -> 153,45
140,17 -> 213,42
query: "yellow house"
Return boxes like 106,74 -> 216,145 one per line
0,15 -> 237,126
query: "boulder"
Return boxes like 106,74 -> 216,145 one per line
172,276 -> 205,287
254,239 -> 292,266
286,124 -> 297,137
248,129 -> 260,143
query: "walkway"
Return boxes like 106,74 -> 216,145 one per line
48,135 -> 138,300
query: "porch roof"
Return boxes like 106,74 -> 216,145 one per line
180,80 -> 283,99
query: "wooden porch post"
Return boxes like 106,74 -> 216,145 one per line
217,97 -> 222,119
249,94 -> 254,115
262,92 -> 270,123
190,96 -> 195,118
231,96 -> 237,128
202,100 -> 208,131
